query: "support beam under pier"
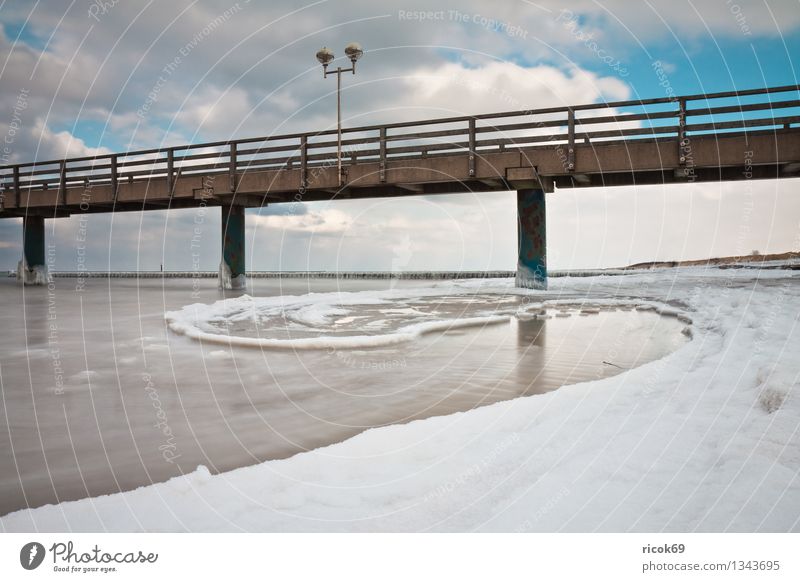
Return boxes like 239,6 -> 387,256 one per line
516,188 -> 547,289
219,203 -> 246,290
17,215 -> 47,285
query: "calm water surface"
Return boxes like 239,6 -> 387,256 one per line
0,276 -> 687,516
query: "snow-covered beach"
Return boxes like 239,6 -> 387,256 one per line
2,265 -> 798,532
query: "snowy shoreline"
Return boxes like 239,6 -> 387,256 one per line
2,266 -> 798,532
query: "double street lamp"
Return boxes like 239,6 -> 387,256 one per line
315,42 -> 363,186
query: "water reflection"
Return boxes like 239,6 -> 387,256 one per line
516,315 -> 546,347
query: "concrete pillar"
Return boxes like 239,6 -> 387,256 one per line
17,215 -> 48,285
516,188 -> 547,289
219,203 -> 246,289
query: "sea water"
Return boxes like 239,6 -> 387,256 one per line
0,276 -> 687,515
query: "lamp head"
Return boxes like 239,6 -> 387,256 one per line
316,47 -> 335,67
344,42 -> 363,64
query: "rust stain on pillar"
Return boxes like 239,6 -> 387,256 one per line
221,204 -> 246,288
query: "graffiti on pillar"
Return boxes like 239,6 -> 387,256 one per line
516,189 -> 547,289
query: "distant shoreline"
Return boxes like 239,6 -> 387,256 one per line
622,250 -> 799,269
5,251 -> 798,280
4,269 -> 616,280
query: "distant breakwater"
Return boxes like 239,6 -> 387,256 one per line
8,270 -> 625,280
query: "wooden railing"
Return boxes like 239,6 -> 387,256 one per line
1,84 -> 798,202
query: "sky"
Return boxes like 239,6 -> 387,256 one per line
0,0 -> 798,272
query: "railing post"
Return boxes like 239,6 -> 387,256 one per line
567,109 -> 575,172
229,142 -> 237,193
59,160 -> 67,204
379,127 -> 387,183
468,118 -> 476,177
300,135 -> 308,191
167,148 -> 175,197
111,155 -> 118,202
13,165 -> 20,208
678,97 -> 687,165
0,180 -> 5,211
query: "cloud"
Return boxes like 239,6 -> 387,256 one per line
1,0 -> 794,157
251,207 -> 353,236
0,0 -> 798,273
254,203 -> 308,216
548,178 -> 800,268
544,0 -> 800,38
397,61 -> 630,118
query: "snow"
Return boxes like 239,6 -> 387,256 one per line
164,287 -> 547,350
169,311 -> 511,350
515,263 -> 547,289
218,260 -> 246,290
16,257 -> 48,285
3,266 -> 799,532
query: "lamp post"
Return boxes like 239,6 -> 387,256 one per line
316,42 -> 363,187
